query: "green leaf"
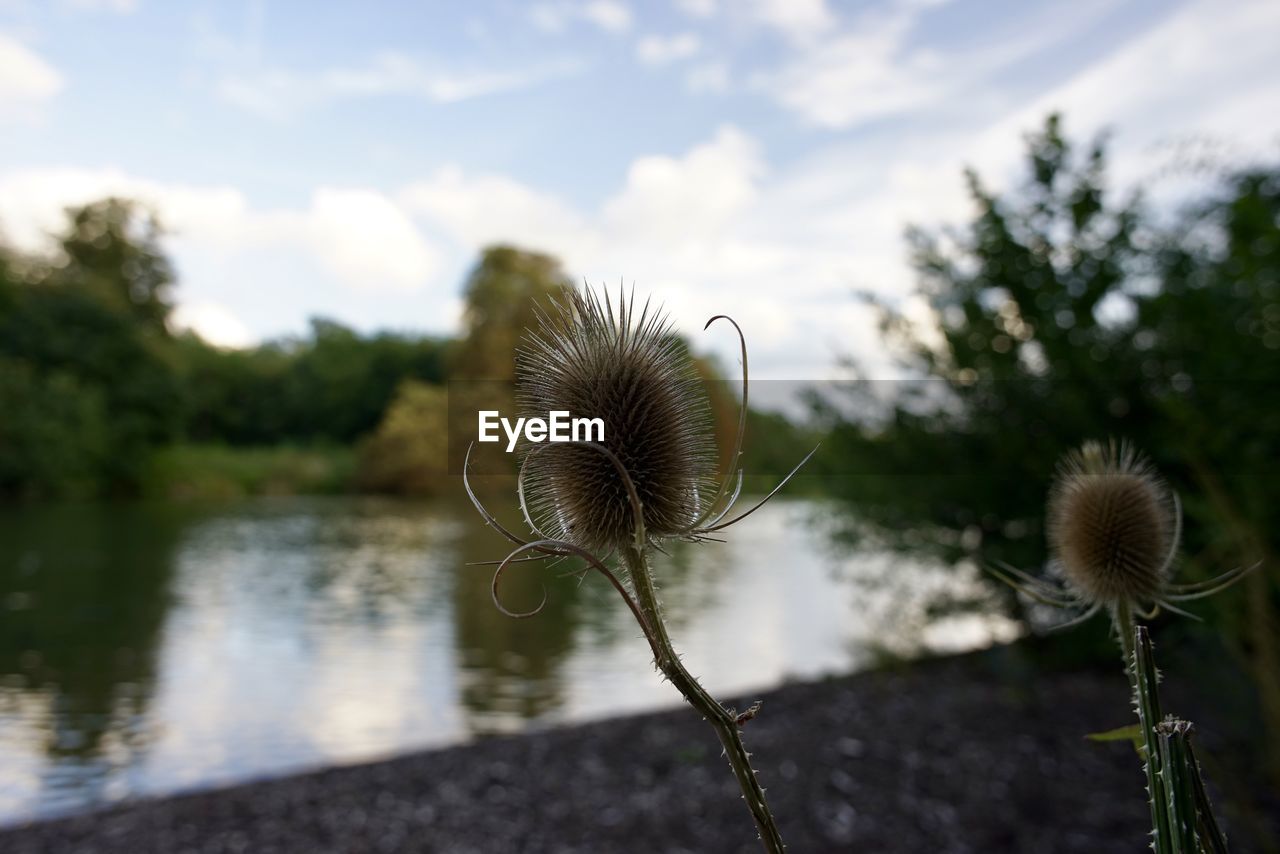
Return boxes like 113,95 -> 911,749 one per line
1085,723 -> 1143,744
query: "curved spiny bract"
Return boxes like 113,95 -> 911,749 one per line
516,288 -> 718,554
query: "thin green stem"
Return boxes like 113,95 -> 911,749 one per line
1117,603 -> 1173,854
624,546 -> 787,853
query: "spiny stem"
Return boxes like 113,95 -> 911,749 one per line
624,546 -> 787,853
1117,603 -> 1173,853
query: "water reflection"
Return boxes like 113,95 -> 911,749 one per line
0,502 -> 183,815
452,493 -> 581,733
0,494 -> 1016,824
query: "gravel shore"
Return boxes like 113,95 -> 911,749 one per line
1,645 -> 1274,853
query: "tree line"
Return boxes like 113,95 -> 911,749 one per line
0,205 -> 551,499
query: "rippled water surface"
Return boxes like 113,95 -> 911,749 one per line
0,495 -> 1015,823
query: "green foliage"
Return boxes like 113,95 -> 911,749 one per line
822,115 -> 1279,576
820,113 -> 1280,778
739,407 -> 824,494
0,196 -> 451,498
452,244 -> 572,380
176,320 -> 449,446
54,198 -> 176,331
821,116 -> 1152,571
443,245 -> 573,476
140,443 -> 356,499
0,201 -> 183,496
1,201 -> 808,505
0,358 -> 110,498
355,380 -> 449,496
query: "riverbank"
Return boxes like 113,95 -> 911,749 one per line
139,443 -> 358,499
1,645 -> 1274,853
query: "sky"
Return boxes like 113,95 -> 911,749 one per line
1,0 -> 1278,380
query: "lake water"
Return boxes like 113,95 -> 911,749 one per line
0,494 -> 1017,825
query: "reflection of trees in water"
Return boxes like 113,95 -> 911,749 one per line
811,517 -> 1007,664
448,487 -> 743,734
449,484 -> 580,733
169,496 -> 464,638
280,496 -> 460,627
0,502 -> 185,796
645,538 -> 730,631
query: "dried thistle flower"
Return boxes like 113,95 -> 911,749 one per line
464,286 -> 815,853
991,439 -> 1254,629
1047,440 -> 1178,608
515,288 -> 719,554
989,441 -> 1252,854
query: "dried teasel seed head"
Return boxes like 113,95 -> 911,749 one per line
516,288 -> 718,553
1047,440 -> 1178,607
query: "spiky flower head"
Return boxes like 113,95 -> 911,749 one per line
1047,440 -> 1178,607
516,288 -> 718,554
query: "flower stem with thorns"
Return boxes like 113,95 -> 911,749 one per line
624,545 -> 787,852
466,288 -> 812,851
988,440 -> 1247,853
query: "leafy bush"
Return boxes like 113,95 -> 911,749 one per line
355,380 -> 449,496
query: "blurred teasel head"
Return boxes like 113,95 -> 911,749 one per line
990,439 -> 1254,629
1047,440 -> 1178,608
516,288 -> 718,553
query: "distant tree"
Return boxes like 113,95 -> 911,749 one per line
820,114 -> 1280,779
447,246 -> 573,476
54,198 -> 175,332
0,200 -> 183,495
175,321 -> 449,446
355,380 -> 449,495
0,358 -> 110,498
452,245 -> 572,381
823,115 -> 1148,569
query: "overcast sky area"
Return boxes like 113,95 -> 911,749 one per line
1,0 -> 1278,380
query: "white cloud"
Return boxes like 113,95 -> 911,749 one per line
674,0 -> 716,18
0,168 -> 440,294
398,127 -> 854,377
747,0 -> 835,43
603,126 -> 763,240
686,61 -> 730,94
397,0 -> 1280,378
400,167 -> 587,257
217,52 -> 583,119
583,0 -> 632,32
295,189 -> 437,292
528,4 -> 569,32
0,33 -> 62,117
531,1 -> 632,34
760,6 -> 939,129
171,301 -> 254,348
755,0 -> 1138,130
988,0 -> 1280,163
62,0 -> 137,13
636,32 -> 701,66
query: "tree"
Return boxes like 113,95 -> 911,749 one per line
447,246 -> 573,476
0,200 -> 183,495
54,198 -> 175,332
175,321 -> 449,446
355,380 -> 450,495
820,114 -> 1280,779
452,245 -> 572,381
823,116 -> 1148,570
0,358 -> 109,498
